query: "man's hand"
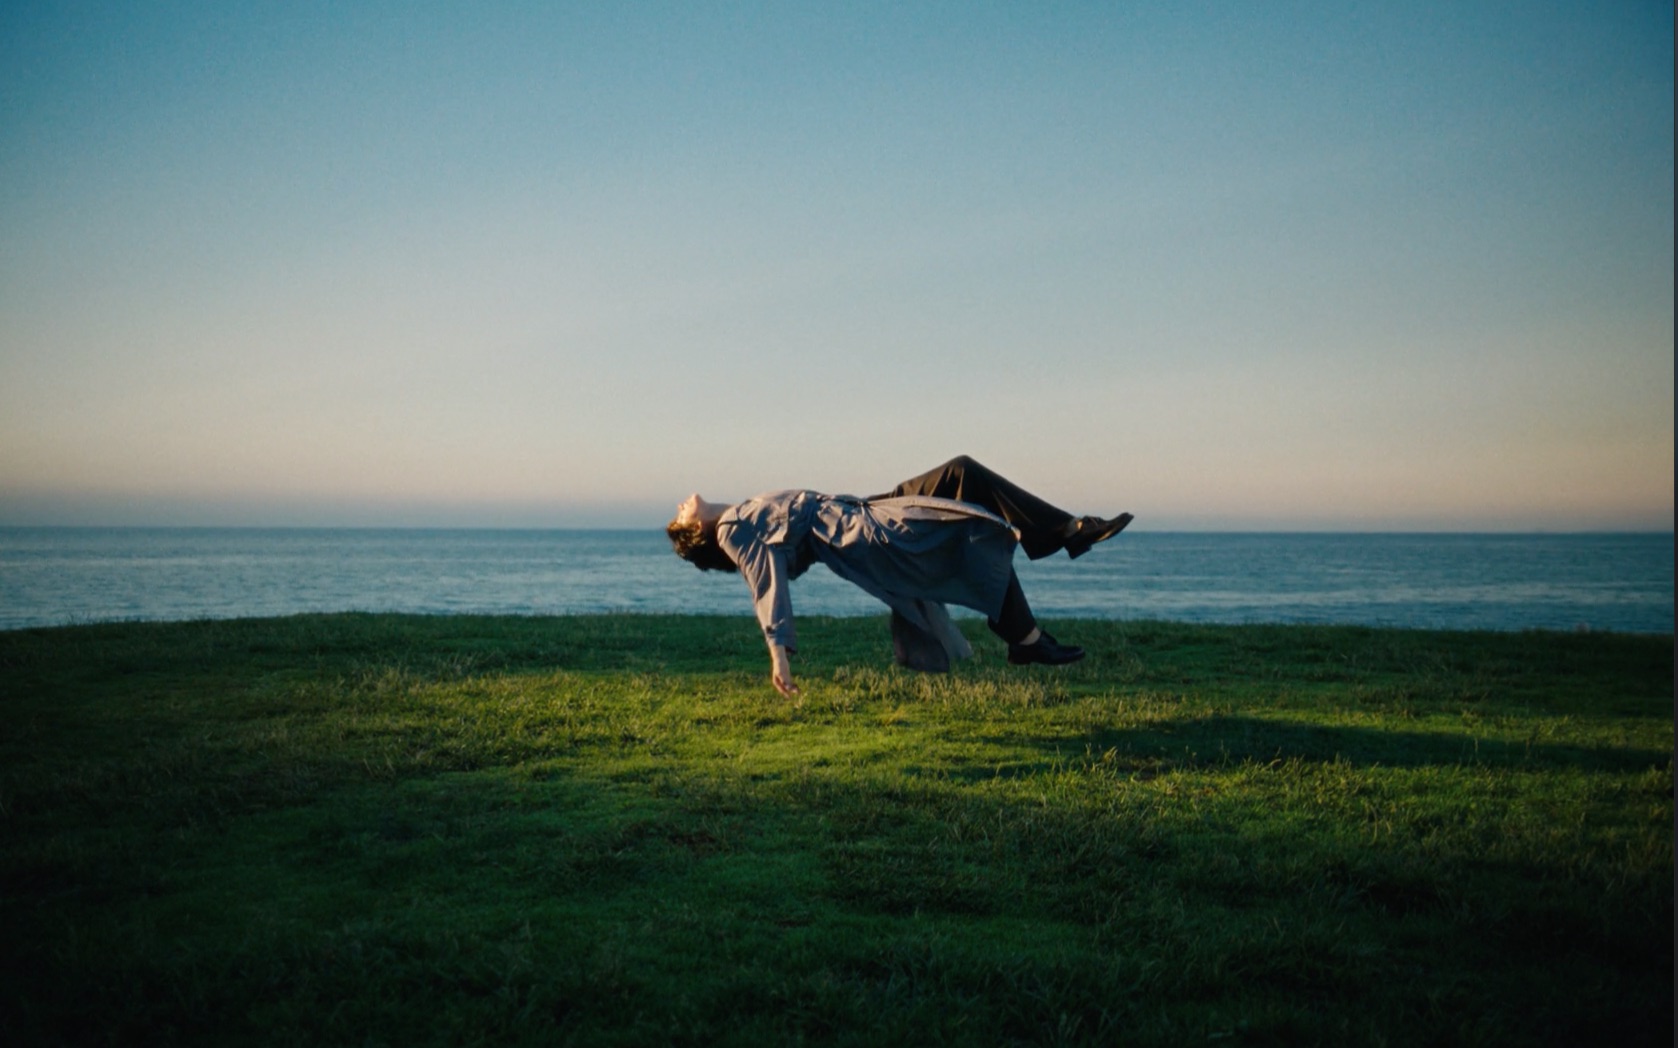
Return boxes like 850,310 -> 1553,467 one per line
770,644 -> 800,697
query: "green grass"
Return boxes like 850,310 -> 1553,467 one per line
1,613 -> 1670,1046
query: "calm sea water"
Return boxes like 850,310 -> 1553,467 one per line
0,528 -> 1670,634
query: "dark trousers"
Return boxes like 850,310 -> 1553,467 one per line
871,455 -> 1077,561
873,456 -> 1072,644
989,572 -> 1037,645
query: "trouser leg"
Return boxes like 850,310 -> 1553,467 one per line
872,455 -> 1077,560
985,570 -> 1038,645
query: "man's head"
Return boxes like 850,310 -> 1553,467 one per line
667,494 -> 737,572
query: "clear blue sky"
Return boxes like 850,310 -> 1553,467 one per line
1,1 -> 1671,529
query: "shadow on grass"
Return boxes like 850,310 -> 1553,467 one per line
9,750 -> 1672,1048
980,715 -> 1675,778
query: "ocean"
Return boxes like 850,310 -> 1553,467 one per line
0,528 -> 1671,634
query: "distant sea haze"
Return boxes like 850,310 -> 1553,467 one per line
0,528 -> 1671,635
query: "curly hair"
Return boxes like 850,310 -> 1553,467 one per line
666,518 -> 738,572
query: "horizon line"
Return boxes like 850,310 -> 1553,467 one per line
1,523 -> 1671,536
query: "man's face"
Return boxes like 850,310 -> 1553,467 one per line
675,494 -> 705,526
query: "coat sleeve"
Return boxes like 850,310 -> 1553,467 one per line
719,525 -> 798,652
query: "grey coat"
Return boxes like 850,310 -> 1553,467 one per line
715,490 -> 1019,669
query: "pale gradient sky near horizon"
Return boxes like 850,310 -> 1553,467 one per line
1,2 -> 1672,530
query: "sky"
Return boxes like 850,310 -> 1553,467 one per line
1,1 -> 1672,530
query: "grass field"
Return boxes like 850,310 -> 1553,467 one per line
1,613 -> 1671,1046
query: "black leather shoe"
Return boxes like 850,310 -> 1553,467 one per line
1008,631 -> 1085,666
1064,513 -> 1133,559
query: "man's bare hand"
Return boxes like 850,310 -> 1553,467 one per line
769,644 -> 799,697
